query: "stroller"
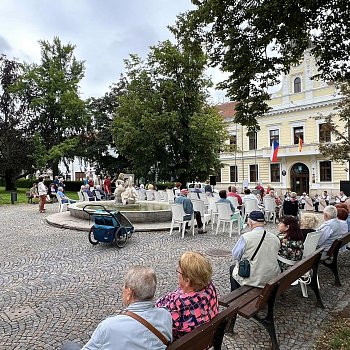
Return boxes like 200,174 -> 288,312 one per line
83,205 -> 134,248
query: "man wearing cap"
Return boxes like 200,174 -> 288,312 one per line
175,189 -> 207,234
230,211 -> 280,290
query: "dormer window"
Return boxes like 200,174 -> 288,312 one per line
294,77 -> 301,93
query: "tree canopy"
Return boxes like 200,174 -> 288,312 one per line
0,55 -> 35,190
113,39 -> 227,185
318,82 -> 350,166
19,36 -> 89,175
176,0 -> 350,132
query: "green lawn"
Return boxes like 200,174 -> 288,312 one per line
0,187 -> 79,205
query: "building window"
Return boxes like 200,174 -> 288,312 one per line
270,164 -> 280,182
269,129 -> 279,146
216,169 -> 221,183
229,134 -> 237,146
249,164 -> 258,183
248,132 -> 257,150
320,161 -> 332,182
293,126 -> 304,144
294,77 -> 301,93
319,123 -> 331,142
230,165 -> 238,183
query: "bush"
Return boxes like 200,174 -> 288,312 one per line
155,182 -> 175,190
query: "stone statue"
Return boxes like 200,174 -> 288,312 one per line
114,172 -> 137,205
114,173 -> 125,204
121,185 -> 138,205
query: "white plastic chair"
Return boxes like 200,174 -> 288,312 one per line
166,189 -> 175,203
94,191 -> 102,201
215,202 -> 241,237
169,204 -> 195,238
243,198 -> 259,221
77,191 -> 84,202
146,190 -> 155,201
227,196 -> 239,208
83,192 -> 96,202
154,191 -> 162,202
263,197 -> 277,223
198,192 -> 209,206
192,199 -> 211,231
138,190 -> 146,201
188,192 -> 200,200
298,230 -> 322,297
56,193 -> 68,213
162,191 -> 168,202
208,198 -> 219,229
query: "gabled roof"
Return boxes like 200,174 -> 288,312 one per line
215,101 -> 238,119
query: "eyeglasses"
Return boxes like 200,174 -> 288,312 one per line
176,268 -> 183,275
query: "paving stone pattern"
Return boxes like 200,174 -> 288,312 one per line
1,204 -> 350,349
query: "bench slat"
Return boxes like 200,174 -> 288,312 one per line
219,285 -> 255,307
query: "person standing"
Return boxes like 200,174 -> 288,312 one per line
37,176 -> 47,213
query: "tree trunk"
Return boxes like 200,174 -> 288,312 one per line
4,169 -> 16,191
52,161 -> 59,177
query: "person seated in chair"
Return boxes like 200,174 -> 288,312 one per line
317,205 -> 342,255
230,211 -> 280,291
175,189 -> 207,234
242,188 -> 259,207
56,187 -> 76,204
81,185 -> 95,201
93,185 -> 106,199
29,183 -> 39,203
156,252 -> 218,340
61,266 -> 172,350
282,192 -> 299,218
217,189 -> 235,213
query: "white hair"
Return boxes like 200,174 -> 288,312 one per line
323,205 -> 337,219
124,266 -> 156,301
58,186 -> 63,191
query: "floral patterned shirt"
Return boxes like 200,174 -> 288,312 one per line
278,234 -> 304,272
155,281 -> 218,340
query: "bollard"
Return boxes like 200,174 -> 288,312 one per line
10,191 -> 18,204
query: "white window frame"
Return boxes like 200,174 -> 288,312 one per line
290,121 -> 305,145
316,120 -> 332,143
293,76 -> 302,93
269,163 -> 281,183
249,164 -> 259,183
318,160 -> 333,183
268,127 -> 281,147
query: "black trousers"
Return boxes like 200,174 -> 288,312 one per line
185,211 -> 203,229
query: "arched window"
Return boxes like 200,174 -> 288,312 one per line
294,77 -> 301,93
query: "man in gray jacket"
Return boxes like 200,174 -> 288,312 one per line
230,211 -> 280,290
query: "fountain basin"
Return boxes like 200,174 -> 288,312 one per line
68,200 -> 172,223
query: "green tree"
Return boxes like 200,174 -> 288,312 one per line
318,82 -> 350,167
176,0 -> 350,132
113,40 -> 226,185
19,36 -> 89,175
0,55 -> 35,190
84,78 -> 131,175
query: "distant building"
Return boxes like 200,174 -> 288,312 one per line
216,49 -> 346,196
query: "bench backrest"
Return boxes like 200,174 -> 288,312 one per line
256,247 -> 324,309
166,304 -> 237,350
327,232 -> 350,257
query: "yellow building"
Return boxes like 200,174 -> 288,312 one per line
217,49 -> 347,196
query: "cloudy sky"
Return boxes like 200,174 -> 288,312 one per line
0,0 -> 227,102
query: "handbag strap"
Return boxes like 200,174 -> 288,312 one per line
251,230 -> 266,261
125,310 -> 170,346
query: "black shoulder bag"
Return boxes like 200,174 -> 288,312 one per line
238,230 -> 266,278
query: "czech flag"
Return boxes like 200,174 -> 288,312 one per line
270,140 -> 279,162
298,137 -> 303,152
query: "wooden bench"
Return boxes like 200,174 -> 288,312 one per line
219,248 -> 324,350
166,303 -> 238,350
321,232 -> 350,286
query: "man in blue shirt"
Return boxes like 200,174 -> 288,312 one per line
175,189 -> 206,234
56,187 -> 76,204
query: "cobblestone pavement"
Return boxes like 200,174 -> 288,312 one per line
1,204 -> 350,350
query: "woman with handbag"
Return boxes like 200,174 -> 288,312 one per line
230,211 -> 280,291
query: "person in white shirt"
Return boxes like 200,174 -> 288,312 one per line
335,191 -> 347,203
242,188 -> 259,206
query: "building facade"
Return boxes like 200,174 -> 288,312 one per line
217,49 -> 347,196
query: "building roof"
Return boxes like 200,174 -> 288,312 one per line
215,101 -> 238,119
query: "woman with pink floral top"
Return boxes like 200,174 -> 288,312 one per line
155,252 -> 218,340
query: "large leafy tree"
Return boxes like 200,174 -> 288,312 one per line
176,0 -> 350,132
318,82 -> 350,167
113,39 -> 226,185
84,78 -> 131,175
0,55 -> 35,190
19,37 -> 89,175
